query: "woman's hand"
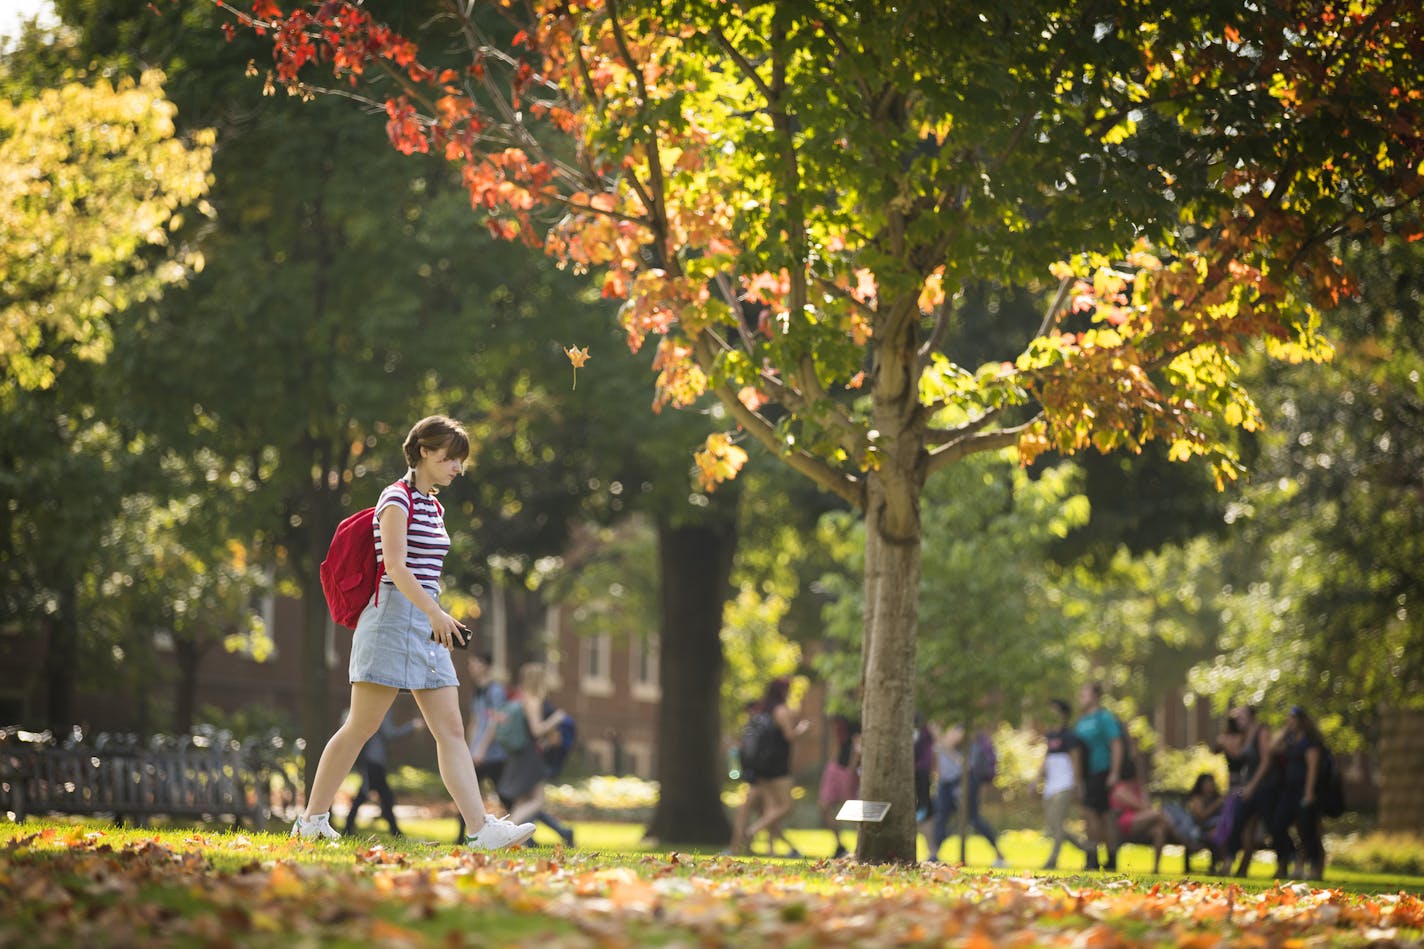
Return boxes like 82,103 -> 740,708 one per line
427,608 -> 466,650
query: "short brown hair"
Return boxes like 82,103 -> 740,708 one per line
402,415 -> 470,468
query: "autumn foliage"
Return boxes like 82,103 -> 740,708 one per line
215,0 -> 1424,493
6,826 -> 1424,947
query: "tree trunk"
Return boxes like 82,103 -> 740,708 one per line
299,577 -> 332,794
296,479 -> 344,796
854,473 -> 923,862
644,512 -> 738,845
1378,706 -> 1424,833
173,636 -> 212,734
501,585 -> 549,673
44,584 -> 79,732
855,298 -> 926,863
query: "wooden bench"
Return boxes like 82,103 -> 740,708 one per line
2,730 -> 272,828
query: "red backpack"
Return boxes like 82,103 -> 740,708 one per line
319,480 -> 432,629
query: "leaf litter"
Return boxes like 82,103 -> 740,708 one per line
0,827 -> 1420,947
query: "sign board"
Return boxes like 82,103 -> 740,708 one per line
834,800 -> 891,823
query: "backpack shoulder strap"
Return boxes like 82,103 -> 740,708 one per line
373,479 -> 418,603
397,478 -> 415,522
398,477 -> 442,519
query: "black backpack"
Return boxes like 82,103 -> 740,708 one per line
1318,750 -> 1347,818
739,711 -> 779,775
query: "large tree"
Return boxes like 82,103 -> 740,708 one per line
0,55 -> 213,728
223,0 -> 1424,859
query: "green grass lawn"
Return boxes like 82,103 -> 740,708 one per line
365,817 -> 1424,893
2,818 -> 1422,947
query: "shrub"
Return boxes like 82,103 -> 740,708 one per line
1149,743 -> 1229,794
1329,832 -> 1424,876
545,775 -> 660,819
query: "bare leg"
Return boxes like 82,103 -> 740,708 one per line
304,682 -> 398,819
820,800 -> 849,855
508,782 -> 546,825
746,777 -> 794,844
730,784 -> 762,854
1235,816 -> 1259,877
412,685 -> 489,832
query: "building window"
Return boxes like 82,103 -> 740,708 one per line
581,632 -> 613,697
624,740 -> 655,779
630,634 -> 660,702
582,737 -> 613,774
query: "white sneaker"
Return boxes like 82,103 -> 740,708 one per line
465,815 -> 536,851
291,812 -> 341,840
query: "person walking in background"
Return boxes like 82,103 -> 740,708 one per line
453,651 -> 508,844
344,706 -> 423,836
1269,705 -> 1328,880
727,700 -> 767,856
913,713 -> 937,861
927,722 -> 963,863
964,725 -> 1009,868
1040,699 -> 1090,870
1215,705 -> 1275,877
1073,682 -> 1124,871
817,714 -> 861,858
292,416 -> 535,851
729,677 -> 809,857
532,697 -> 578,846
497,662 -> 569,830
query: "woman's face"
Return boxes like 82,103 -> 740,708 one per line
422,445 -> 466,487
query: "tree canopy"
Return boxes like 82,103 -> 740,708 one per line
222,0 -> 1424,860
0,69 -> 212,392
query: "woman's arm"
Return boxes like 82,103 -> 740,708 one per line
773,704 -> 809,741
1187,795 -> 1222,821
524,696 -> 565,739
1303,746 -> 1321,805
378,504 -> 464,645
1114,781 -> 1149,811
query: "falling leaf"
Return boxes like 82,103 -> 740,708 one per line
564,345 -> 590,389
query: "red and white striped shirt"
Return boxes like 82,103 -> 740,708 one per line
373,481 -> 450,593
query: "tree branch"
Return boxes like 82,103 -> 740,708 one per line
690,336 -> 866,509
925,415 -> 1041,476
923,407 -> 1006,447
605,0 -> 670,260
709,25 -> 773,101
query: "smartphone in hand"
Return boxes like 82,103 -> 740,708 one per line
432,625 -> 472,648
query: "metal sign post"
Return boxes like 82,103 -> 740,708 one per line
835,799 -> 891,823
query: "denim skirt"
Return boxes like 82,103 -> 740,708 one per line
348,583 -> 458,691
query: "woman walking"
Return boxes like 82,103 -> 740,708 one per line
291,416 -> 535,850
729,677 -> 809,856
498,662 -> 569,829
1268,705 -> 1328,880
